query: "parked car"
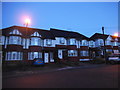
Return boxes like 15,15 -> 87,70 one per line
108,54 -> 120,64
32,58 -> 45,66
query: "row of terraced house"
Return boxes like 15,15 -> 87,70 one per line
1,26 -> 120,64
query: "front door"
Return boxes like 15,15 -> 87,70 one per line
44,53 -> 49,63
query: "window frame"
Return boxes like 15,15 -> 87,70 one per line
68,50 -> 78,57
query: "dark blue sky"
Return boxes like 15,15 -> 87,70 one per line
2,2 -> 118,37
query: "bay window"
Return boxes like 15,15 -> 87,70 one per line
113,42 -> 118,46
80,51 -> 89,56
81,40 -> 88,46
89,41 -> 95,47
68,38 -> 76,45
30,37 -> 41,46
5,52 -> 23,60
68,50 -> 77,56
95,39 -> 103,47
46,39 -> 52,46
9,36 -> 22,45
0,36 -> 5,45
28,52 -> 42,60
60,38 -> 65,44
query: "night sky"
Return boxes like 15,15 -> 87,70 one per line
2,2 -> 118,37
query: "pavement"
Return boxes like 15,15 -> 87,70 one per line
2,62 -> 107,79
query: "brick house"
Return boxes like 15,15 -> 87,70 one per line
1,26 -> 120,64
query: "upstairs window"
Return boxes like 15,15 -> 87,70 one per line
68,38 -> 76,45
0,36 -> 5,45
30,37 -> 41,46
60,38 -> 65,44
68,50 -> 77,56
9,29 -> 22,35
31,32 -> 41,37
81,40 -> 88,46
46,39 -> 52,46
95,39 -> 103,47
113,42 -> 118,46
106,36 -> 112,45
9,36 -> 22,45
89,41 -> 95,47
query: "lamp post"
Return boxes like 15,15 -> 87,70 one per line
24,18 -> 30,60
102,27 -> 107,64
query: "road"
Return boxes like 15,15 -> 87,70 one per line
2,64 -> 119,88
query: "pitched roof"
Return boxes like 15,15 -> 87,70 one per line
2,25 -> 55,39
50,28 -> 89,40
90,33 -> 109,40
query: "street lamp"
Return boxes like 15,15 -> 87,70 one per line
24,18 -> 30,48
24,18 -> 31,61
25,18 -> 30,27
114,33 -> 118,37
102,27 -> 107,64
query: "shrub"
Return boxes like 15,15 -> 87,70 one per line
92,57 -> 105,64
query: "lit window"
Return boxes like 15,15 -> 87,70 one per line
60,38 -> 65,44
80,51 -> 89,56
68,50 -> 77,56
69,39 -> 76,45
0,36 -> 5,45
9,29 -> 22,35
113,50 -> 119,54
28,52 -> 42,60
46,39 -> 52,46
5,52 -> 23,60
95,39 -> 103,47
9,36 -> 22,45
89,41 -> 95,47
114,42 -> 118,46
31,32 -> 41,37
30,37 -> 41,46
81,40 -> 88,46
99,39 -> 103,46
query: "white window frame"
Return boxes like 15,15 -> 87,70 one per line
81,40 -> 88,46
46,39 -> 52,46
60,38 -> 65,44
9,36 -> 22,45
9,29 -> 22,35
5,52 -> 23,60
31,32 -> 41,37
28,52 -> 42,60
68,38 -> 76,45
89,41 -> 95,47
0,36 -> 5,45
30,37 -> 41,46
68,50 -> 77,56
80,51 -> 89,56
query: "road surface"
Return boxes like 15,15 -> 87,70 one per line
3,64 -> 119,88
